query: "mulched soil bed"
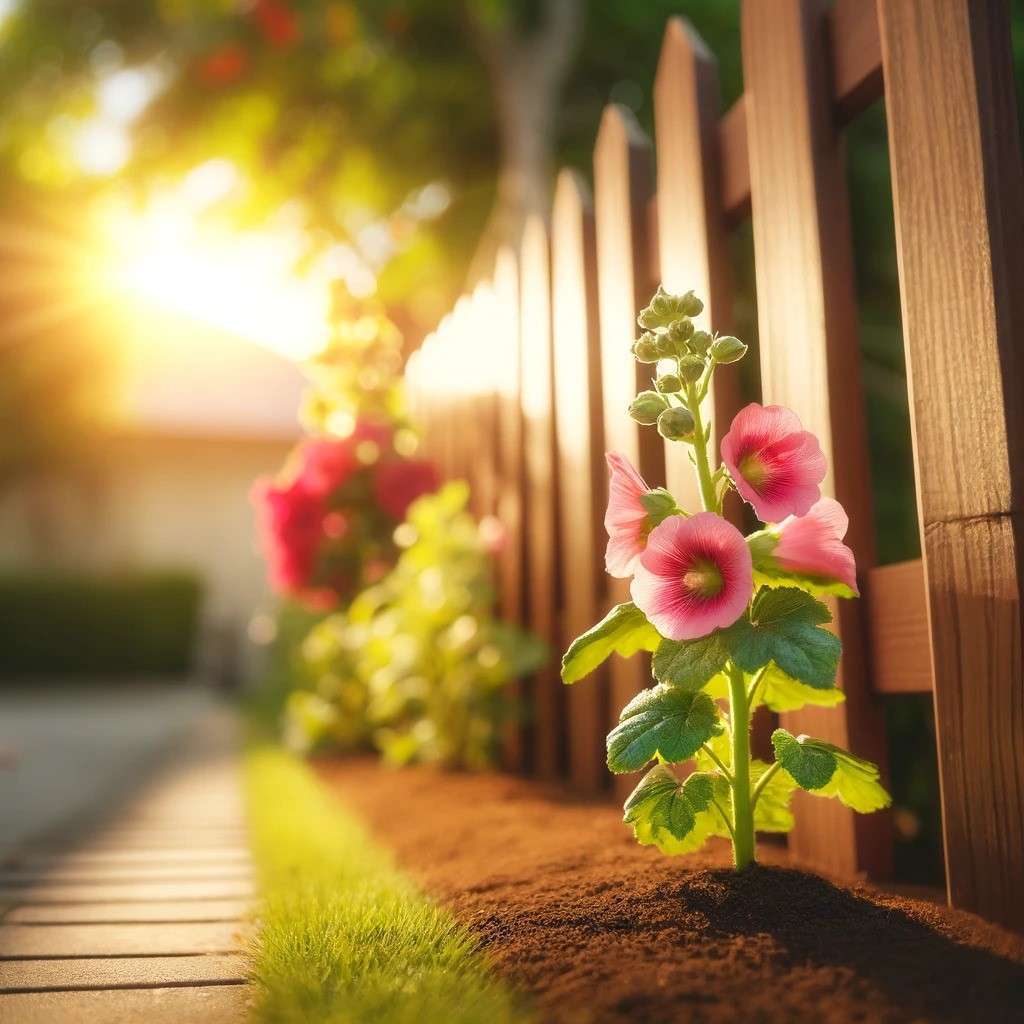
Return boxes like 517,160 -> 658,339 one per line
316,759 -> 1024,1024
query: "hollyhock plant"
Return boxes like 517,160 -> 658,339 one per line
562,285 -> 889,870
253,418 -> 440,608
720,403 -> 827,523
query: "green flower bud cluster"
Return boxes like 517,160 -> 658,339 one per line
627,285 -> 748,442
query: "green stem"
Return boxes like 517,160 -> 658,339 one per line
751,761 -> 782,812
701,743 -> 733,783
727,662 -> 755,869
685,383 -> 719,513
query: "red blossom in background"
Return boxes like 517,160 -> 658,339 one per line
254,0 -> 300,48
200,43 -> 249,85
374,459 -> 440,521
252,475 -> 325,593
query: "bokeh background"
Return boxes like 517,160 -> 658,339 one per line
1,0 -> 1022,882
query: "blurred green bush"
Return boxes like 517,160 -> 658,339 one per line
0,570 -> 202,677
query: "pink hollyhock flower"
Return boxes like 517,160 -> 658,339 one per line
720,403 -> 827,523
604,452 -> 656,578
299,440 -> 357,497
631,513 -> 752,641
772,497 -> 858,595
374,458 -> 440,521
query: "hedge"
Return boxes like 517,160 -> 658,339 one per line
0,569 -> 203,677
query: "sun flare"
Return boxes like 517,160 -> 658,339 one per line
93,190 -> 332,362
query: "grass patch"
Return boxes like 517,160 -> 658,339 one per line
244,747 -> 531,1023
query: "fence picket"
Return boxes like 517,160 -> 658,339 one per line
552,170 -> 608,793
878,0 -> 1024,928
593,104 -> 663,801
741,0 -> 891,878
520,216 -> 563,778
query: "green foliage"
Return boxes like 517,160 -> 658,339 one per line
652,632 -> 731,691
756,664 -> 846,713
772,729 -> 891,813
560,601 -> 659,684
285,482 -> 543,769
0,569 -> 201,677
728,588 -> 841,691
623,765 -> 729,855
606,686 -> 721,774
245,748 -> 528,1024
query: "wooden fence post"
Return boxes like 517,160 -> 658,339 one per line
552,170 -> 608,793
878,0 -> 1024,927
654,17 -> 741,509
742,0 -> 891,878
492,246 -> 527,770
593,104 -> 664,800
520,215 -> 563,778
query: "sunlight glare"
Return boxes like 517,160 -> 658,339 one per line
97,192 -> 332,362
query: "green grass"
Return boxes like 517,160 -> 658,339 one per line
244,747 -> 531,1024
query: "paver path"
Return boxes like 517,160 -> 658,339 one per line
0,705 -> 253,1023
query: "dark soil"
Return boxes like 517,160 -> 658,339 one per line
317,759 -> 1024,1024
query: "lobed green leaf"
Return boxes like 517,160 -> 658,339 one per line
771,729 -> 891,813
561,602 -> 660,684
652,632 -> 732,691
606,687 -> 722,773
623,765 -> 729,855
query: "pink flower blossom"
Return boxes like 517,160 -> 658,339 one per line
631,513 -> 753,641
374,459 -> 440,521
251,476 -> 325,593
604,452 -> 655,578
720,403 -> 827,523
773,498 -> 858,595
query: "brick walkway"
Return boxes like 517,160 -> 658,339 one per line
0,707 -> 253,1023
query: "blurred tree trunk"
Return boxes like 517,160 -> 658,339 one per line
466,0 -> 582,282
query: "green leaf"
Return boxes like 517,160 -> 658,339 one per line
751,758 -> 797,833
640,488 -> 680,529
757,664 -> 847,712
730,587 -> 841,690
771,729 -> 891,813
561,603 -> 660,684
623,765 -> 728,855
652,632 -> 731,691
607,687 -> 722,773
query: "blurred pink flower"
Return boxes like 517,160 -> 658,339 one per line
299,440 -> 357,496
631,513 -> 752,641
604,452 -> 654,578
721,403 -> 827,523
251,476 -> 325,594
373,459 -> 440,521
774,497 -> 858,595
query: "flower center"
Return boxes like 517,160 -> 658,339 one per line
738,451 -> 770,489
682,558 -> 724,599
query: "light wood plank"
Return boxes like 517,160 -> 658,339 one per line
742,0 -> 891,879
520,216 -> 563,778
878,0 -> 1024,929
865,560 -> 932,694
593,104 -> 663,802
552,170 -> 608,794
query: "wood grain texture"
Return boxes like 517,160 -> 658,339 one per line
655,17 -> 742,512
865,560 -> 932,694
742,0 -> 891,879
552,170 -> 609,794
720,0 -> 883,224
520,216 -> 564,779
593,104 -> 663,802
878,0 -> 1024,928
492,246 -> 527,771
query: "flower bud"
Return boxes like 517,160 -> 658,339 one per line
655,373 -> 682,394
679,291 -> 704,317
710,335 -> 748,364
632,332 -> 661,363
629,390 -> 668,425
638,286 -> 691,330
657,406 -> 696,442
678,355 -> 705,384
689,330 -> 713,355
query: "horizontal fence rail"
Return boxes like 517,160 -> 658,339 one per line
406,0 -> 1024,930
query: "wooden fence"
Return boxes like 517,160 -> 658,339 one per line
405,0 -> 1024,931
